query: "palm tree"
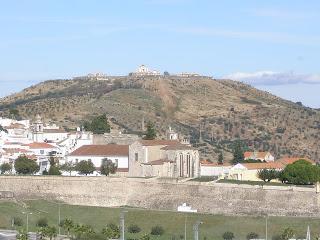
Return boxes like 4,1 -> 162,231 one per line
60,218 -> 74,238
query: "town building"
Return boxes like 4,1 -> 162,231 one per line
131,65 -> 161,76
200,160 -> 232,178
129,140 -> 200,178
244,151 -> 275,162
66,144 -> 129,175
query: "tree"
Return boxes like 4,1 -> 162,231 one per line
232,140 -> 244,163
76,160 -> 95,175
73,224 -> 95,240
128,224 -> 141,234
281,228 -> 294,240
247,232 -> 259,240
258,169 -> 278,182
143,122 -> 156,140
36,217 -> 48,227
60,218 -> 74,238
100,158 -> 117,176
218,152 -> 224,165
83,114 -> 110,134
44,226 -> 57,240
13,216 -> 23,227
0,163 -> 12,174
0,124 -> 8,133
9,108 -> 20,119
60,162 -> 76,176
151,225 -> 164,236
48,156 -> 61,175
16,229 -> 28,240
102,223 -> 120,239
281,159 -> 320,185
223,231 -> 235,240
14,155 -> 39,175
140,234 -> 151,240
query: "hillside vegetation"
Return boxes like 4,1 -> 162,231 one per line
1,75 -> 319,162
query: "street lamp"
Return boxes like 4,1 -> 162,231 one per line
120,210 -> 128,240
22,212 -> 33,233
193,220 -> 203,240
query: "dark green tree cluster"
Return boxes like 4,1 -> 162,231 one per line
47,153 -> 61,175
232,140 -> 245,164
76,160 -> 95,175
14,155 -> 39,175
143,122 -> 157,140
257,169 -> 279,182
0,163 -> 12,174
60,162 -> 76,176
83,114 -> 110,134
223,231 -> 235,240
280,160 -> 320,185
100,158 -> 117,176
257,160 -> 320,185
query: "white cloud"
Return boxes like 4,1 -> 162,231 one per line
225,71 -> 320,86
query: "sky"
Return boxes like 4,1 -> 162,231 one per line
0,0 -> 319,108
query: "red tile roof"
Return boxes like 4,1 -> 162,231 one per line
139,140 -> 180,146
244,151 -> 271,159
278,157 -> 314,165
69,145 -> 129,156
241,162 -> 284,170
200,160 -> 232,167
25,142 -> 56,149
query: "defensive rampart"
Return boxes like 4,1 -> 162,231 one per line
0,176 -> 319,217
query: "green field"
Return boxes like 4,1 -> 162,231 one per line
0,200 -> 319,239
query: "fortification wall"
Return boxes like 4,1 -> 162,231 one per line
0,176 -> 320,217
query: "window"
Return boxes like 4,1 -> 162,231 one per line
40,150 -> 44,154
75,159 -> 79,164
115,159 -> 118,167
135,153 -> 139,161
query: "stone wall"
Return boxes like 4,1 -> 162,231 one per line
0,176 -> 320,217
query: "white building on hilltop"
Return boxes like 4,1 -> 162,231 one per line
132,65 -> 161,76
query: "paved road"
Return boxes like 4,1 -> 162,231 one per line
0,230 -> 37,240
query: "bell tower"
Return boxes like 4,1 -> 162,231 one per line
33,114 -> 44,142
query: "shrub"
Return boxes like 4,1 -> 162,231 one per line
151,225 -> 164,236
223,231 -> 235,240
36,217 -> 48,227
13,217 -> 23,226
128,224 -> 141,234
247,232 -> 259,240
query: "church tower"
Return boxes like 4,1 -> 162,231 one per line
33,114 -> 44,142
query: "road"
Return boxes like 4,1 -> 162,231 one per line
0,230 -> 37,240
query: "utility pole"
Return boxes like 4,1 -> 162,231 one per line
265,215 -> 268,240
193,220 -> 203,240
120,210 -> 128,240
22,212 -> 32,233
184,215 -> 187,240
58,203 -> 61,235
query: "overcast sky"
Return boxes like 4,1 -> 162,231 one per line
0,0 -> 319,108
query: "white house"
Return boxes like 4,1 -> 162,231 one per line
200,160 -> 232,178
67,144 -> 129,175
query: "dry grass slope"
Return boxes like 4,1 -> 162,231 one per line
1,75 -> 319,162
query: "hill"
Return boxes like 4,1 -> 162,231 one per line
0,75 -> 319,162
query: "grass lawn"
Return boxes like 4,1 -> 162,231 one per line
0,200 -> 319,239
217,179 -> 315,188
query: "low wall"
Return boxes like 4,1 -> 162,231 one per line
0,176 -> 320,217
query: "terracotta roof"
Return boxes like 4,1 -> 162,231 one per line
139,140 -> 180,146
3,148 -> 31,154
69,144 -> 129,156
5,123 -> 26,129
143,159 -> 174,165
278,157 -> 314,165
244,151 -> 271,159
26,142 -> 56,149
161,144 -> 194,150
241,162 -> 284,170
